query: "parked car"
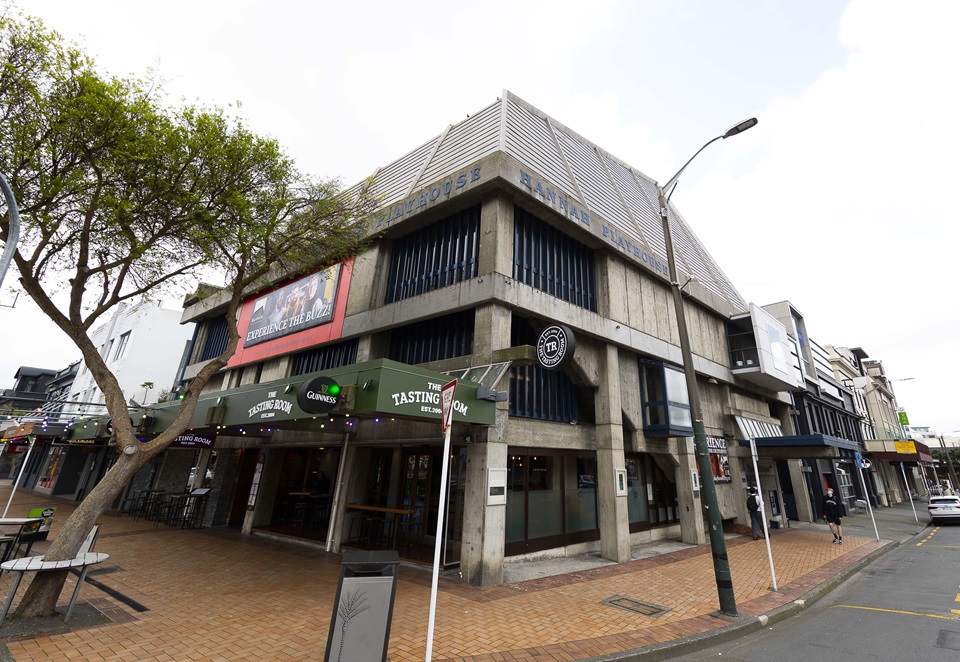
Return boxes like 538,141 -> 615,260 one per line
927,495 -> 960,523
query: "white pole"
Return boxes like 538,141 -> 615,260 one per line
424,423 -> 452,661
324,432 -> 351,553
749,438 -> 778,591
900,461 -> 919,522
856,462 -> 880,541
3,437 -> 35,518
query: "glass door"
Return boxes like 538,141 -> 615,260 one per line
398,447 -> 463,566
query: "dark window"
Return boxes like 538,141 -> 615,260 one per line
639,360 -> 692,437
385,205 -> 481,304
387,310 -> 474,364
199,316 -> 230,362
291,339 -> 358,376
513,205 -> 597,311
509,317 -> 580,423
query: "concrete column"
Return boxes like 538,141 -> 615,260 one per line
595,344 -> 630,563
675,438 -> 707,544
460,431 -> 508,586
787,460 -> 814,522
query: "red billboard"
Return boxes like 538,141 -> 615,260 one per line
226,259 -> 353,368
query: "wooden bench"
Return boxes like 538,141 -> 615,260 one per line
0,524 -> 108,623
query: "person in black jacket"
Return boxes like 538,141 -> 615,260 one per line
823,488 -> 843,544
746,487 -> 765,540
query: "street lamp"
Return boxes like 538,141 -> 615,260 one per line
657,117 -> 757,617
0,172 -> 22,293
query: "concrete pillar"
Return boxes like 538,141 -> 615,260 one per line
787,460 -> 814,522
460,429 -> 508,587
675,438 -> 707,544
595,344 -> 630,563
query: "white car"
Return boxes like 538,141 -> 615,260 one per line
927,495 -> 960,523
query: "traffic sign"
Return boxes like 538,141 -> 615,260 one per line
440,380 -> 457,436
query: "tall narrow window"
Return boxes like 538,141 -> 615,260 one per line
114,332 -> 131,361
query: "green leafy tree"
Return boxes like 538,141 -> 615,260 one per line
0,12 -> 375,618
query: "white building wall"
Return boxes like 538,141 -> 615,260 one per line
69,302 -> 194,413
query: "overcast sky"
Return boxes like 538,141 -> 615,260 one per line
4,1 -> 957,437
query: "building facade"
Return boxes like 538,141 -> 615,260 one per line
85,92 -> 870,585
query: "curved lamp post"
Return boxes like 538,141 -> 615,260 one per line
656,117 -> 757,617
0,172 -> 21,293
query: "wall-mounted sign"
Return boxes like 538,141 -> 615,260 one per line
172,432 -> 216,449
247,390 -> 294,420
895,440 -> 917,454
297,376 -> 342,415
898,410 -> 910,426
487,468 -> 507,506
536,324 -> 576,370
244,264 -> 342,348
707,436 -> 731,483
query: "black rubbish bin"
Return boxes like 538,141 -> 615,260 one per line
324,550 -> 400,662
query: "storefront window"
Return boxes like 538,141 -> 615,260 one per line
505,449 -> 599,556
37,446 -> 67,491
625,457 -> 648,525
505,455 -> 526,543
527,455 -> 562,539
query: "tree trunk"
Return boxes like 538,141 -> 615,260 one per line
10,449 -> 146,619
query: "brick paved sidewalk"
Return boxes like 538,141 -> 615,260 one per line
0,489 -> 895,661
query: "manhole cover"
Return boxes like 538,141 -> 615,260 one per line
602,595 -> 669,617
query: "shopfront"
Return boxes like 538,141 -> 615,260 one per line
124,358 -> 495,566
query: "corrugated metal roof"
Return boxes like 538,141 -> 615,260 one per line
361,90 -> 745,313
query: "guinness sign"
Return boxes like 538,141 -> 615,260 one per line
297,376 -> 342,414
536,324 -> 575,370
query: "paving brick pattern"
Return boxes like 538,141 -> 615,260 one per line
0,491 -> 889,661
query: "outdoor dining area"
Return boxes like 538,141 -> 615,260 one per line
119,487 -> 210,529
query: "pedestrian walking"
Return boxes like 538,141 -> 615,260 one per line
746,487 -> 764,540
823,487 -> 843,544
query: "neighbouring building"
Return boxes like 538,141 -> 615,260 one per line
25,302 -> 194,502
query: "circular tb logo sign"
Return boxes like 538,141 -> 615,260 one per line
536,325 -> 575,370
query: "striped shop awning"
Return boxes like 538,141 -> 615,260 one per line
735,416 -> 784,440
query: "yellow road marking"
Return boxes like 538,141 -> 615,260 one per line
833,605 -> 959,620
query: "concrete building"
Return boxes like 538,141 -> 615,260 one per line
79,92 -> 865,586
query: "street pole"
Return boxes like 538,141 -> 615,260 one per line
0,172 -> 22,293
749,438 -> 778,591
939,436 -> 959,493
655,117 -> 756,617
899,461 -> 918,522
855,456 -> 880,540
